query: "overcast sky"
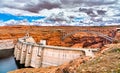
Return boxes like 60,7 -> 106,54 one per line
0,0 -> 119,13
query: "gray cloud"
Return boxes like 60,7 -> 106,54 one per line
61,0 -> 117,5
23,0 -> 119,13
0,0 -> 119,13
23,0 -> 61,13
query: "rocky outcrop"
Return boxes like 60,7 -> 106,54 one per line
0,25 -> 118,48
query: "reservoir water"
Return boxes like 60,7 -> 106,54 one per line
0,49 -> 18,73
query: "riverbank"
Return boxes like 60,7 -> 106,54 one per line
0,49 -> 13,59
0,49 -> 18,73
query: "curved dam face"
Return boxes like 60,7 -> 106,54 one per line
14,36 -> 99,68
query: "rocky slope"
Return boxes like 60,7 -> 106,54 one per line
77,44 -> 120,73
8,43 -> 120,73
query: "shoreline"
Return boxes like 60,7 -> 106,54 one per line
0,49 -> 14,59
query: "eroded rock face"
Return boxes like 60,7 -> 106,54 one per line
115,32 -> 120,40
71,43 -> 84,48
65,29 -> 118,48
66,36 -> 110,48
88,42 -> 103,48
0,25 -> 118,48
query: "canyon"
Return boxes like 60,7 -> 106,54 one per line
0,25 -> 119,73
0,25 -> 119,48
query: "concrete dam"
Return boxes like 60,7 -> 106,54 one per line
14,36 -> 99,68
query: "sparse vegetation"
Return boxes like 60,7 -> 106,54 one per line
109,48 -> 120,53
77,47 -> 120,73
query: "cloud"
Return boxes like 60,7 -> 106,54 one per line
0,7 -> 39,16
23,0 -> 61,13
0,0 -> 24,8
0,0 -> 61,13
0,0 -> 119,13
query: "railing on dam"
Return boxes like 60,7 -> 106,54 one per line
14,36 -> 99,68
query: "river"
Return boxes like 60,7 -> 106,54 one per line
0,49 -> 18,73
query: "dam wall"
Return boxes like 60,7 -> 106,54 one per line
14,36 -> 99,68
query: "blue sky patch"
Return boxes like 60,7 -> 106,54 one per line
0,13 -> 46,22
